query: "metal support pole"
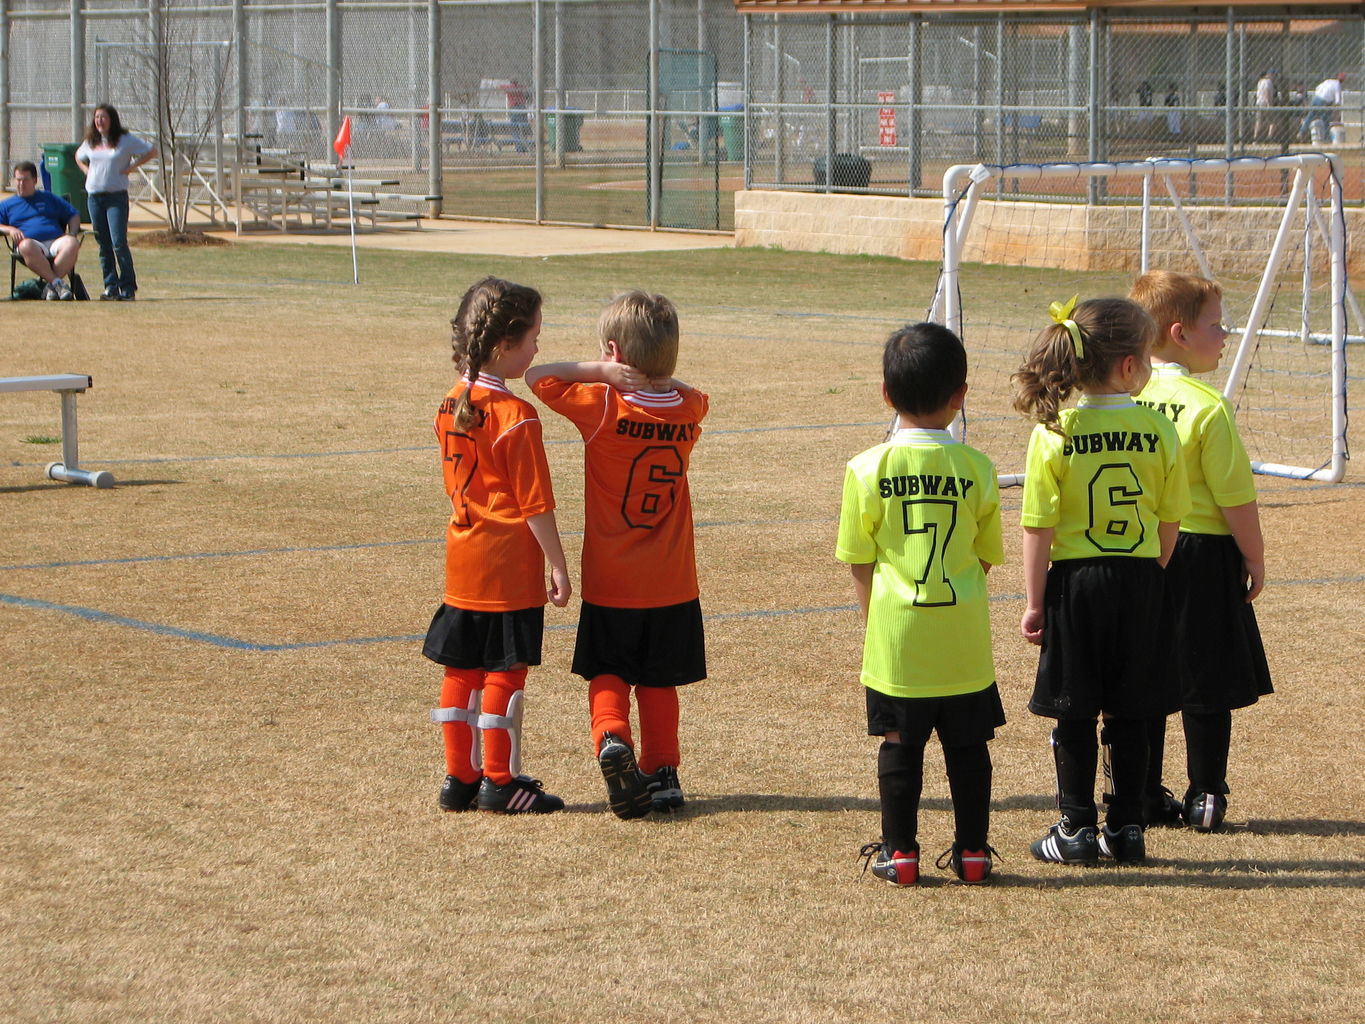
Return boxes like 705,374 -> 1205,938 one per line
995,15 -> 1005,166
232,0 -> 245,148
648,0 -> 659,228
1225,8 -> 1235,200
1,0 -> 11,175
553,1 -> 564,169
907,15 -> 921,196
1067,22 -> 1084,159
742,13 -> 750,189
533,0 -> 543,222
1087,8 -> 1100,203
325,0 -> 340,161
823,15 -> 834,192
47,391 -> 114,488
71,0 -> 84,143
427,0 -> 440,215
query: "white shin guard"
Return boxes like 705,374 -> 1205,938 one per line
430,689 -> 483,775
477,689 -> 524,778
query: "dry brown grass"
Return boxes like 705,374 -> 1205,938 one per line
1,243 -> 1362,1024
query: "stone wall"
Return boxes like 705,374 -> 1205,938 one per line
734,189 -> 1364,277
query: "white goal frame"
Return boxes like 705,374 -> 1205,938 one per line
931,154 -> 1351,484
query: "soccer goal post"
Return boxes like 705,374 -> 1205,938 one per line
930,155 -> 1352,485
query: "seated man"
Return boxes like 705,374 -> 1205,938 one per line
0,161 -> 82,300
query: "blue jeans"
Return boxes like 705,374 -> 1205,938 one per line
87,190 -> 136,296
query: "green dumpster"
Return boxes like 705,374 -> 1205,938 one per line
42,142 -> 89,222
547,110 -> 583,153
720,105 -> 744,161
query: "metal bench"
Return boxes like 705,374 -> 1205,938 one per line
0,374 -> 114,487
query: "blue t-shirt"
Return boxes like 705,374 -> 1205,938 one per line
0,190 -> 79,242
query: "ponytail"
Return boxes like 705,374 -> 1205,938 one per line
449,276 -> 542,431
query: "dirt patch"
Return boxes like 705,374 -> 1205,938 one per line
132,229 -> 231,248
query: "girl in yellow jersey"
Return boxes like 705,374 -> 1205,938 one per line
1014,297 -> 1190,866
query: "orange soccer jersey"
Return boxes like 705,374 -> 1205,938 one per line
435,373 -> 556,612
533,377 -> 707,608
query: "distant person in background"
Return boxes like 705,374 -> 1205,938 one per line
1165,83 -> 1182,136
1301,73 -> 1345,142
76,103 -> 156,301
1254,70 -> 1277,143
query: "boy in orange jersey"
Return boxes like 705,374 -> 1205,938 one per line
526,290 -> 708,819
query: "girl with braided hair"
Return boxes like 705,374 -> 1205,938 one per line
1013,296 -> 1190,867
423,276 -> 570,814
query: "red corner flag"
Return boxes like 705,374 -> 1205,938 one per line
332,116 -> 352,159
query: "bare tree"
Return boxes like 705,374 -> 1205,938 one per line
120,0 -> 233,235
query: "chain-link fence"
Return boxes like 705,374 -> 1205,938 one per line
6,2 -> 1364,230
744,8 -> 1365,202
2,0 -> 745,230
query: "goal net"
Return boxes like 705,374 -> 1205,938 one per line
929,155 -> 1352,485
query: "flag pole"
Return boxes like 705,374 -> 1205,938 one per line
332,116 -> 358,284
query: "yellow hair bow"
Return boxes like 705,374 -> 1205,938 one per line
1048,295 -> 1084,359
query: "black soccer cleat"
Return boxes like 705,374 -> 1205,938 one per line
598,732 -> 652,820
1030,819 -> 1100,866
476,775 -> 565,814
439,774 -> 482,812
643,764 -> 685,812
936,843 -> 1000,884
859,841 -> 919,887
1144,786 -> 1187,829
1184,791 -> 1228,833
1098,823 -> 1147,864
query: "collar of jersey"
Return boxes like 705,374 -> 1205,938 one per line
1150,361 -> 1190,378
466,372 -> 510,394
1077,393 -> 1136,409
890,427 -> 955,445
623,388 -> 682,408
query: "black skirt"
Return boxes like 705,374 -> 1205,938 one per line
422,602 -> 544,671
1029,556 -> 1180,721
1165,532 -> 1273,712
866,683 -> 1006,747
571,598 -> 706,688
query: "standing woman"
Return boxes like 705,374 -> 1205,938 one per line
76,104 -> 157,300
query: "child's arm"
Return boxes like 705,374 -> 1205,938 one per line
526,511 -> 572,607
1157,520 -> 1180,567
849,562 -> 874,622
525,361 -> 645,391
1221,500 -> 1266,602
1020,526 -> 1052,645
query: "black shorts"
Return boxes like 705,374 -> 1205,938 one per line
571,598 -> 706,688
1166,532 -> 1273,712
1029,557 -> 1179,721
421,603 -> 543,671
866,683 -> 1006,748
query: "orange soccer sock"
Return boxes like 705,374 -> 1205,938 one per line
635,686 -> 680,776
588,674 -> 633,754
481,669 -> 528,785
438,667 -> 485,784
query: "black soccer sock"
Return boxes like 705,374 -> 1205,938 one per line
1100,717 -> 1148,829
1052,718 -> 1099,829
877,739 -> 923,853
1183,709 -> 1233,797
943,742 -> 992,850
1143,715 -> 1170,797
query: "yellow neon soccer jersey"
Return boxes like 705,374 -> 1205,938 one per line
836,428 -> 1003,698
1137,364 -> 1257,536
1022,394 -> 1190,560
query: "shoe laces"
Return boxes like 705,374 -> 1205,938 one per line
857,841 -> 885,875
935,844 -> 1004,871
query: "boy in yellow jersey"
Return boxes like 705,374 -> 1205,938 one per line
1130,271 -> 1272,833
838,323 -> 1005,886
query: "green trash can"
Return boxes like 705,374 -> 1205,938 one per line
42,143 -> 89,223
546,110 -> 583,153
720,105 -> 744,161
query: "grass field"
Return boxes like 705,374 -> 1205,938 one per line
2,241 -> 1362,1023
